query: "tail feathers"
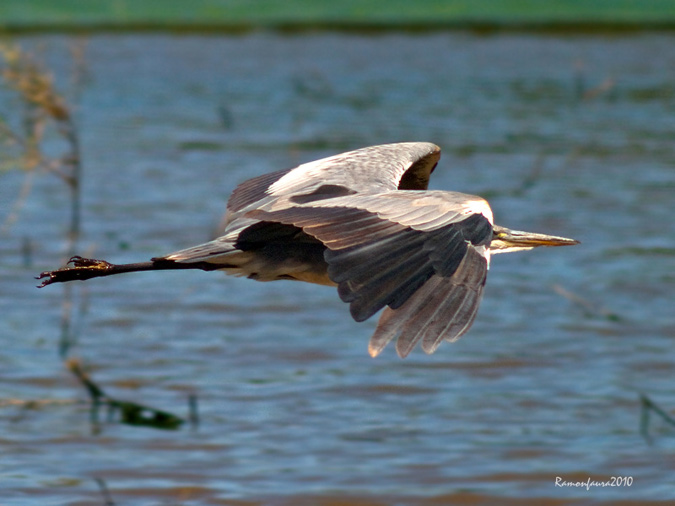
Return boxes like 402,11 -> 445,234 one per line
158,238 -> 237,264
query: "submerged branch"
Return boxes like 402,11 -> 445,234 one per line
67,359 -> 187,431
552,283 -> 620,321
640,394 -> 675,442
94,477 -> 116,506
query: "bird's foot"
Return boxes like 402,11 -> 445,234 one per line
36,256 -> 114,287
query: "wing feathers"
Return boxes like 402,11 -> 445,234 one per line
251,203 -> 491,356
369,247 -> 487,358
239,164 -> 494,357
227,168 -> 291,215
420,249 -> 487,354
334,247 -> 432,321
369,276 -> 443,358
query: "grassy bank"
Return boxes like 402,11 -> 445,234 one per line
2,0 -> 675,32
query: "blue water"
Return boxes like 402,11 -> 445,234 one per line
1,32 -> 674,504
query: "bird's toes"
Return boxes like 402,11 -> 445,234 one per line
35,257 -> 113,287
68,256 -> 111,269
35,270 -> 58,288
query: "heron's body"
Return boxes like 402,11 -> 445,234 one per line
38,142 -> 578,357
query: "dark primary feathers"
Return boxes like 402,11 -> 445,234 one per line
163,142 -> 496,357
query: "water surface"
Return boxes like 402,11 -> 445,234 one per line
1,32 -> 674,504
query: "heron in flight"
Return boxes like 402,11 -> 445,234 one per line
38,142 -> 578,357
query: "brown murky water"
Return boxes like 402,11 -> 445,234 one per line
1,32 -> 674,504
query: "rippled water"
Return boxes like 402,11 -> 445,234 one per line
1,32 -> 674,504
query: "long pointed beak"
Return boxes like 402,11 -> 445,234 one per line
490,225 -> 580,253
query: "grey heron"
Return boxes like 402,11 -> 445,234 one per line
38,142 -> 578,357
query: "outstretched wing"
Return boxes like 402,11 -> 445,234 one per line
165,142 -> 441,264
249,190 -> 493,357
223,142 -> 440,225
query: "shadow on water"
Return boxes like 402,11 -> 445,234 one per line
1,32 -> 675,503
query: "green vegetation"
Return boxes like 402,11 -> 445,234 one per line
2,0 -> 675,32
